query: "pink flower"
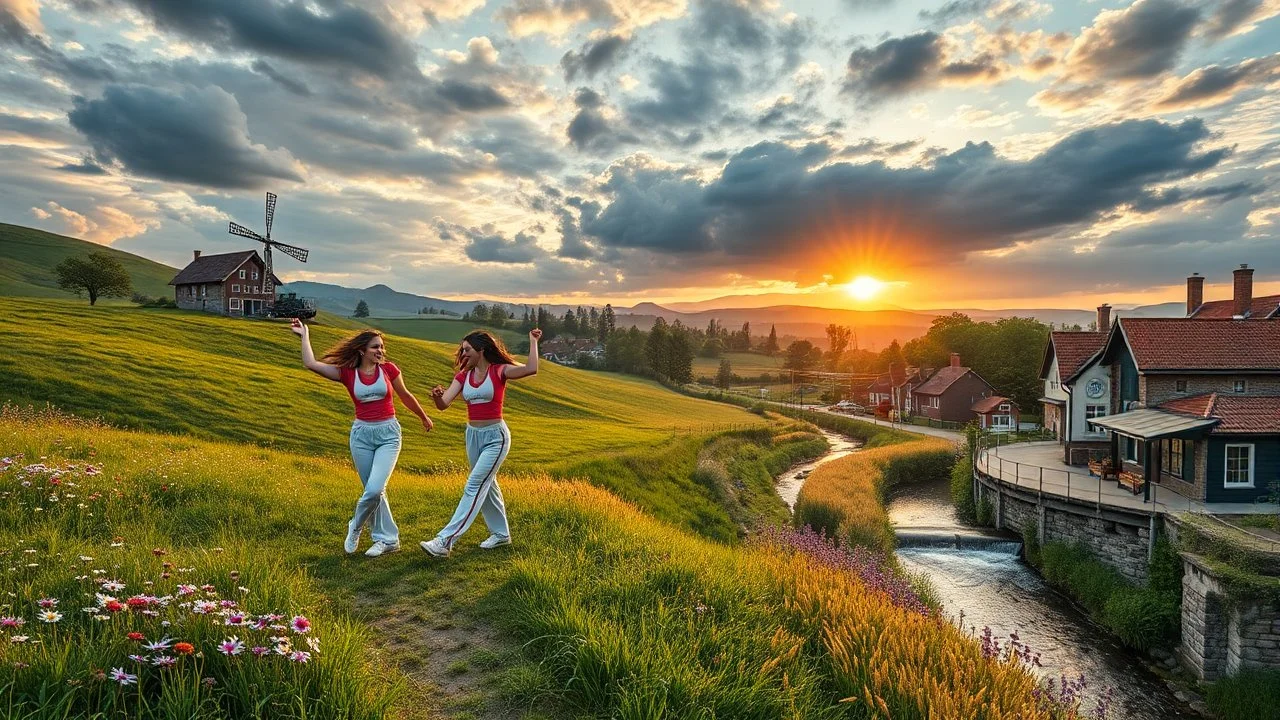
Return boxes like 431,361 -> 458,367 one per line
289,651 -> 311,663
101,580 -> 126,592
109,668 -> 138,685
128,654 -> 148,664
202,677 -> 216,687
177,585 -> 197,596
225,613 -> 246,626
0,617 -> 24,628
218,636 -> 244,656
290,616 -> 311,634
192,601 -> 217,615
251,646 -> 269,657
36,598 -> 58,609
151,655 -> 177,668
143,637 -> 172,651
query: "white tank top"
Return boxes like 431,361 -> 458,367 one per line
461,367 -> 495,404
353,366 -> 388,403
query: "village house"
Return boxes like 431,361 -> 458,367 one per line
910,353 -> 998,424
1088,316 -> 1280,503
972,396 -> 1020,432
169,250 -> 281,317
1039,304 -> 1113,464
541,337 -> 604,365
1186,264 -> 1279,319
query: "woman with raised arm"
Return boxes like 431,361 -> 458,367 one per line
419,328 -> 540,557
290,318 -> 434,558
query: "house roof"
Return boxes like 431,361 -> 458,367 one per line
913,365 -> 991,396
169,251 -> 283,286
972,396 -> 1017,414
1158,393 -> 1280,434
1190,294 -> 1280,320
1088,408 -> 1219,440
1101,318 -> 1280,373
867,374 -> 893,393
1039,331 -> 1108,383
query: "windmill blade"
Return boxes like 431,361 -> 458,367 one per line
265,192 -> 277,238
268,240 -> 309,263
228,221 -> 266,242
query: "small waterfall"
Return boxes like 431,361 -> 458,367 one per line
894,529 -> 1022,555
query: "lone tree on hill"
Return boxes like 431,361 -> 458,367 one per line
354,299 -> 370,318
716,358 -> 733,388
55,252 -> 132,306
763,325 -> 780,356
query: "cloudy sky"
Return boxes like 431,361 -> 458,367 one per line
1,0 -> 1277,309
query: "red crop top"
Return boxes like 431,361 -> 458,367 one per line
339,362 -> 400,421
455,363 -> 507,421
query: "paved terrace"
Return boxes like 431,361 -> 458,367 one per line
978,441 -> 1280,516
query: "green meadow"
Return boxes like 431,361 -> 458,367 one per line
0,297 -> 1070,719
0,224 -> 177,301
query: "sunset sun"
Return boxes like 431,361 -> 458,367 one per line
846,275 -> 885,301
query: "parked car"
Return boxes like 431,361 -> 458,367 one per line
830,400 -> 866,414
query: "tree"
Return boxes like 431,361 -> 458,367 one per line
599,304 -> 616,343
763,325 -> 780,356
736,322 -> 752,352
645,317 -> 669,378
878,339 -> 905,370
700,335 -> 724,358
667,331 -> 695,384
55,252 -> 132,306
784,340 -> 821,371
825,324 -> 853,370
563,308 -> 579,336
354,299 -> 370,318
716,358 -> 733,389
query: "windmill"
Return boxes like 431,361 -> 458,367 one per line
228,192 -> 308,300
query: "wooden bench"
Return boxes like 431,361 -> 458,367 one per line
1117,470 -> 1144,495
1088,459 -> 1119,482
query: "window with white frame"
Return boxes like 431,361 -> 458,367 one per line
1085,404 -> 1107,431
230,298 -> 241,311
200,284 -> 206,296
999,403 -> 1010,411
1161,439 -> 1184,479
1224,444 -> 1254,487
232,284 -> 240,292
991,414 -> 1013,428
254,286 -> 260,294
1233,380 -> 1246,393
253,270 -> 259,280
239,269 -> 246,279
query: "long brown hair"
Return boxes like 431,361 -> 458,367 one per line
456,330 -> 515,370
321,329 -> 387,368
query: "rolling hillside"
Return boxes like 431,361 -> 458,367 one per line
0,222 -> 178,300
0,298 -> 759,473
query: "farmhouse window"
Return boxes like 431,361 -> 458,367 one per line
230,298 -> 241,311
1225,444 -> 1254,487
232,284 -> 240,292
239,269 -> 246,280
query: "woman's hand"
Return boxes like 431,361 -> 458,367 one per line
290,318 -> 308,338
530,328 -> 542,341
430,385 -> 446,400
422,416 -> 434,433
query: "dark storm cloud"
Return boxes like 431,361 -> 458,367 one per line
1156,54 -> 1280,109
251,60 -> 313,97
111,0 -> 419,78
627,53 -> 744,126
567,88 -> 637,152
843,31 -> 1003,100
67,84 -> 303,189
570,119 -> 1232,271
436,219 -> 548,263
560,33 -> 630,81
1064,0 -> 1201,80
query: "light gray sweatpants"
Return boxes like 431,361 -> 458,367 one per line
435,421 -> 511,549
349,418 -> 402,544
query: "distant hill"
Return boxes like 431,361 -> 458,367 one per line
0,223 -> 178,300
277,280 -> 581,319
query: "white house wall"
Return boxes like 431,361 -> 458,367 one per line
1068,361 -> 1111,443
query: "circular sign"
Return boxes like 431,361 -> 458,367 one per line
1085,378 -> 1106,399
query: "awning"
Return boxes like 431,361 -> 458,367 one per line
1038,396 -> 1066,406
1088,408 -> 1219,440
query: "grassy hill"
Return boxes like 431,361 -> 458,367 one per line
366,316 -> 525,347
0,223 -> 178,301
1,407 -> 1055,720
0,298 -> 758,475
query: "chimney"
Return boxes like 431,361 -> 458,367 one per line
1233,264 -> 1254,318
1096,304 -> 1111,331
949,352 -> 961,368
1186,273 -> 1203,316
193,250 -> 202,261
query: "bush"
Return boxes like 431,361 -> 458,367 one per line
951,457 -> 977,524
1207,669 -> 1280,720
1022,521 -> 1041,567
1102,590 -> 1179,651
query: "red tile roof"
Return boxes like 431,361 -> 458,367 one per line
972,396 -> 1017,414
1047,331 -> 1108,381
1157,393 -> 1280,434
914,366 -> 988,396
169,250 -> 282,286
1190,294 -> 1280,320
1117,318 -> 1280,372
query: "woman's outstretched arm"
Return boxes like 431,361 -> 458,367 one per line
290,319 -> 341,381
430,379 -> 463,410
504,328 -> 541,381
391,375 -> 433,432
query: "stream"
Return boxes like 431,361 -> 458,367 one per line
778,430 -> 1196,719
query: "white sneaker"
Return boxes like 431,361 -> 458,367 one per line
479,534 -> 511,550
364,541 -> 400,558
419,538 -> 450,557
344,525 -> 361,554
